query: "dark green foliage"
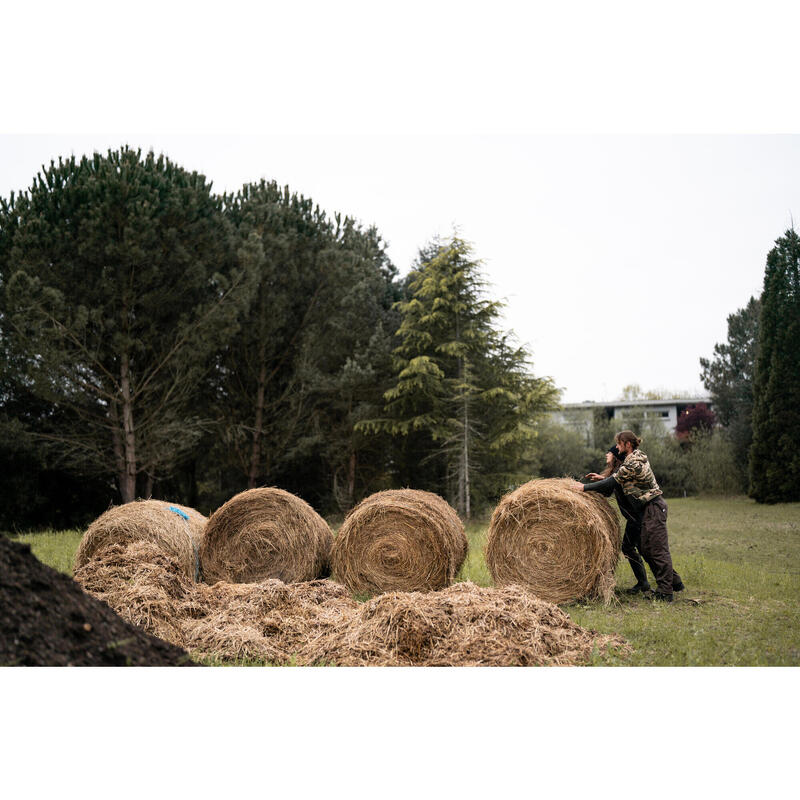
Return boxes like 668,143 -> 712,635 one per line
529,417 -> 600,479
0,148 -> 259,502
205,181 -> 401,511
700,296 -> 760,483
361,235 -> 558,515
685,428 -> 743,494
749,230 -> 800,503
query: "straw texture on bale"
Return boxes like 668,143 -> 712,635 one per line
73,499 -> 206,581
199,487 -> 333,584
74,542 -> 628,666
486,478 -> 621,604
331,489 -> 468,595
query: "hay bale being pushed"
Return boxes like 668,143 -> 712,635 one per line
331,489 -> 468,596
74,499 -> 207,581
199,487 -> 333,584
486,478 -> 621,604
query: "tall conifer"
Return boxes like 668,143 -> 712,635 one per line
361,235 -> 557,516
749,229 -> 800,502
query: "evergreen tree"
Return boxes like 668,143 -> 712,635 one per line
749,229 -> 800,503
699,295 -> 760,483
0,148 -> 259,503
212,181 -> 400,510
360,235 -> 558,517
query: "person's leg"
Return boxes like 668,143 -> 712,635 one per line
621,520 -> 650,590
640,497 -> 675,598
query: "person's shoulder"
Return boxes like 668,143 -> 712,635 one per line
613,455 -> 635,479
624,450 -> 648,473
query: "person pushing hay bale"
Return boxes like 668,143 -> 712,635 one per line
74,499 -> 207,582
486,478 -> 621,604
331,489 -> 468,596
199,487 -> 333,584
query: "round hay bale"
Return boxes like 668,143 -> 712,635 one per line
485,478 -> 621,604
73,499 -> 207,581
199,487 -> 333,584
331,489 -> 468,596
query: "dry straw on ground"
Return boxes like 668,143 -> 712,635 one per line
199,487 -> 333,585
331,489 -> 468,596
308,582 -> 627,666
74,541 -> 627,666
73,499 -> 206,581
74,541 -> 192,646
486,478 -> 621,604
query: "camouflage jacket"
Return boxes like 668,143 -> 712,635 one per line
612,450 -> 663,506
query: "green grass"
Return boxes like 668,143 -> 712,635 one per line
6,496 -> 799,665
9,528 -> 85,576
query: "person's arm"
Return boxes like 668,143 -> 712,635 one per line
581,475 -> 617,496
567,476 -> 617,496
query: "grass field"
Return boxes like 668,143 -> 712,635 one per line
8,495 -> 800,666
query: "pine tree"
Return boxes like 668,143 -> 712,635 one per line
0,148 -> 259,502
213,181 -> 401,509
749,229 -> 800,503
699,295 -> 760,483
360,235 -> 557,517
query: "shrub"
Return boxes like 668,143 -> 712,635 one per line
638,424 -> 692,497
685,428 -> 745,494
529,418 -> 599,479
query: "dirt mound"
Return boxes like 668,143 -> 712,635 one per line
75,541 -> 627,666
0,534 -> 195,666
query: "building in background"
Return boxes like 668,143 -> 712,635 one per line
552,397 -> 713,445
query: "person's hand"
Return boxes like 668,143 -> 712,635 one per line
584,472 -> 603,481
566,480 -> 585,492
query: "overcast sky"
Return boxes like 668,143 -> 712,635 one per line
2,133 -> 795,402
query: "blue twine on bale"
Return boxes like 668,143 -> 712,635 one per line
167,505 -> 200,581
168,505 -> 190,521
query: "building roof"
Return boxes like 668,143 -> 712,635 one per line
561,397 -> 711,410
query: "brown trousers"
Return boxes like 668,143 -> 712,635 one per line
640,497 -> 681,595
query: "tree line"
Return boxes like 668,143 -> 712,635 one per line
0,147 -> 557,528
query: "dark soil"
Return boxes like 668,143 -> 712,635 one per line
0,534 -> 197,666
